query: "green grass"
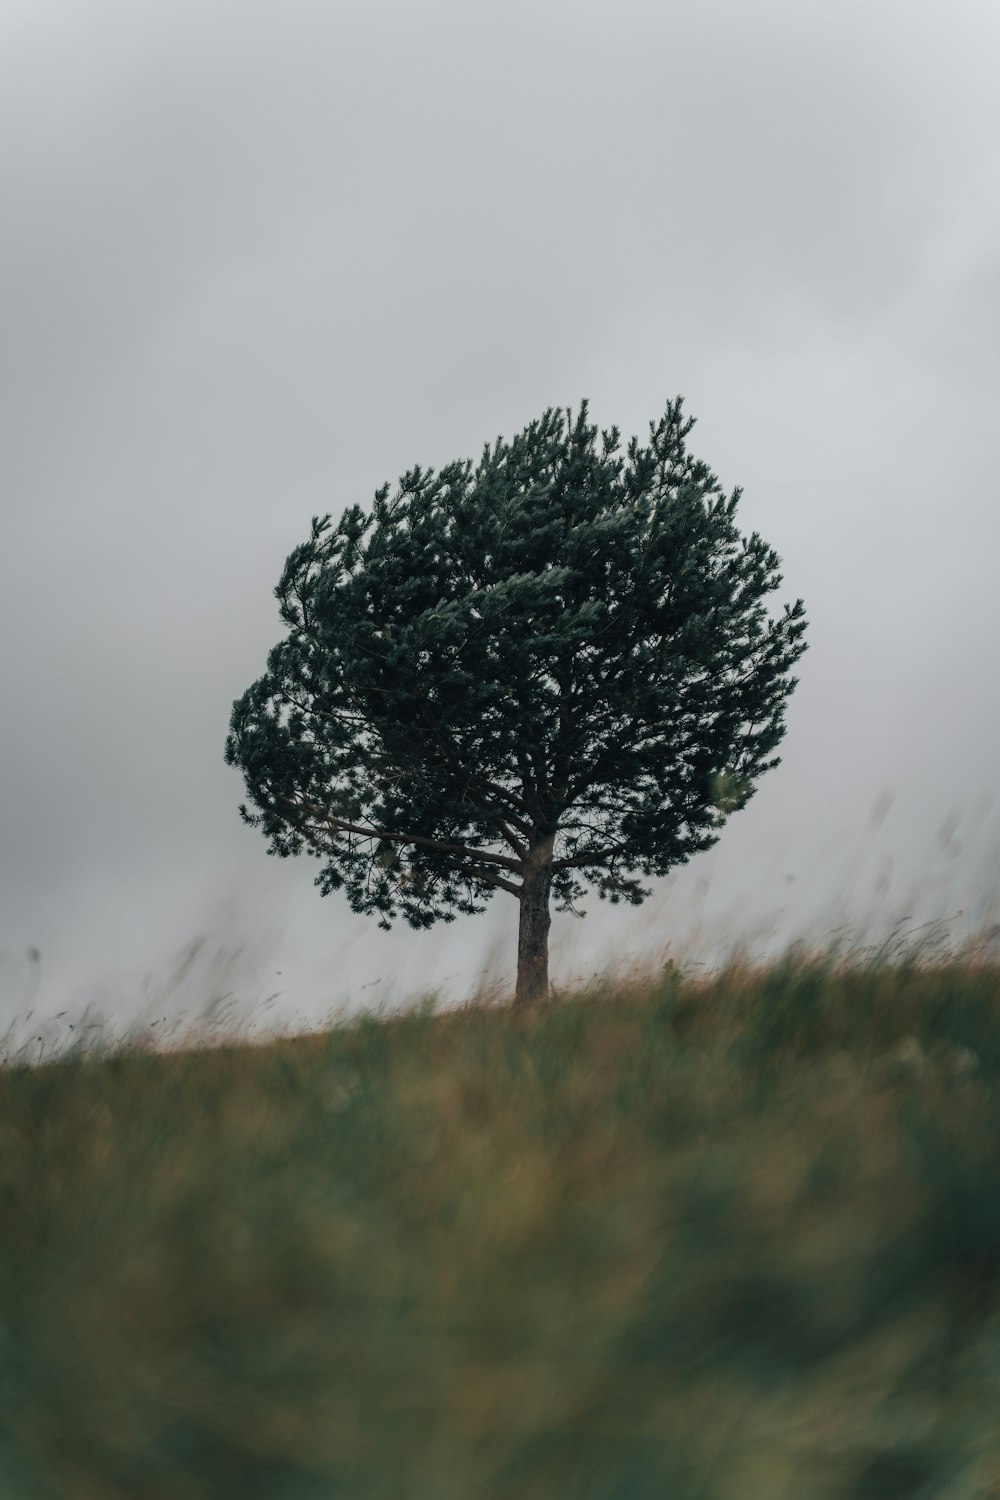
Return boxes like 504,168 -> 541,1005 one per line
3,930 -> 1000,1497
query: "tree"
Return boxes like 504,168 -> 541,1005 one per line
225,397 -> 808,1007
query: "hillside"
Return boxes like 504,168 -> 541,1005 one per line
3,935 -> 1000,1497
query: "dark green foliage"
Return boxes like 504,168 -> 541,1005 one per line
225,398 -> 807,939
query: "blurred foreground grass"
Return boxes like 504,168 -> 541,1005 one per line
3,932 -> 1000,1498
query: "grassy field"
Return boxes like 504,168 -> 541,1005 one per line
3,926 -> 1000,1498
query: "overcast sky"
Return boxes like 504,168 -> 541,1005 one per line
2,0 -> 998,1054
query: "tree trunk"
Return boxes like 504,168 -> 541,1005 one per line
515,833 -> 555,1008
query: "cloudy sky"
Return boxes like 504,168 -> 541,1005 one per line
2,0 -> 998,1052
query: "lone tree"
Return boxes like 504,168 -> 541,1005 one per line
225,398 -> 808,1007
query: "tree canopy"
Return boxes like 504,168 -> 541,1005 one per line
225,397 -> 808,1004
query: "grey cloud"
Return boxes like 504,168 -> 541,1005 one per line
2,0 -> 998,1046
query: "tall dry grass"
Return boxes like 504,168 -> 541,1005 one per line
3,911 -> 1000,1497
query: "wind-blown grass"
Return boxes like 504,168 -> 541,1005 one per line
3,926 -> 1000,1497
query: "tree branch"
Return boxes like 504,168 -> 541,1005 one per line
285,795 -> 525,875
561,710 -> 645,805
417,696 -> 532,840
552,838 -> 633,871
404,676 -> 533,849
